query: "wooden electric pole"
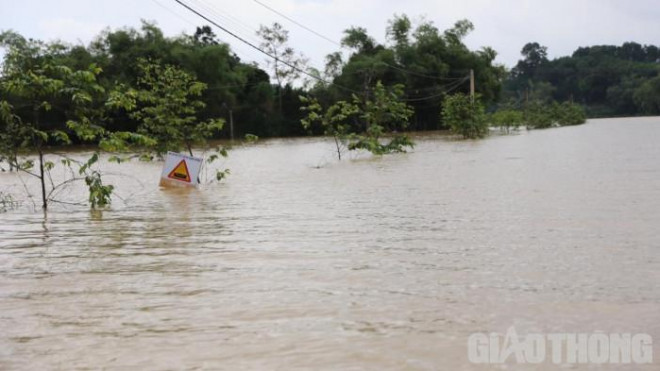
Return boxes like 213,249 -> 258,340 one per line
229,108 -> 234,141
469,69 -> 475,102
223,102 -> 235,141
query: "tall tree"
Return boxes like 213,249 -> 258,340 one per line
127,58 -> 225,157
0,32 -> 125,209
257,22 -> 308,114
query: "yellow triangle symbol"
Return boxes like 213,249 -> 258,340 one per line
168,159 -> 191,182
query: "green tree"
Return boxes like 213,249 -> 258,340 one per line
0,32 -> 112,209
523,101 -> 554,129
348,82 -> 414,154
300,96 -> 357,160
521,100 -> 586,128
257,22 -> 308,114
512,42 -> 548,81
126,58 -> 225,157
0,32 -> 150,209
329,16 -> 503,131
442,93 -> 488,139
633,75 -> 660,114
386,14 -> 412,52
490,109 -> 524,133
552,101 -> 587,126
0,100 -> 23,172
504,41 -> 660,117
341,27 -> 378,54
301,81 -> 414,160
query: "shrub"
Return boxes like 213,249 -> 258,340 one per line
442,93 -> 488,139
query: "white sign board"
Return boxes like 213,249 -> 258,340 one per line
160,152 -> 203,187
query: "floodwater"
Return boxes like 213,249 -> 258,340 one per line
0,117 -> 659,370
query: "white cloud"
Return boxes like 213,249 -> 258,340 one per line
2,0 -> 659,69
38,18 -> 107,45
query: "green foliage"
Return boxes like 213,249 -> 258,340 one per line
301,81 -> 414,159
505,41 -> 660,117
0,192 -> 18,213
256,22 -> 307,89
0,32 -> 118,209
2,17 -> 509,140
552,101 -> 587,126
441,93 -> 488,139
206,145 -> 229,164
348,131 -> 415,155
523,101 -> 554,129
362,82 -> 414,131
244,133 -> 259,143
0,100 -> 23,170
490,109 -> 524,133
84,171 -> 114,208
127,58 -> 225,156
633,75 -> 660,115
216,168 -> 230,182
522,101 -> 586,129
300,95 -> 357,159
97,131 -> 158,152
325,16 -> 505,131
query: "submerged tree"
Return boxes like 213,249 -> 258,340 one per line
126,58 -> 225,157
110,58 -> 230,182
0,32 -> 119,209
301,81 -> 414,160
442,93 -> 488,139
490,109 -> 524,133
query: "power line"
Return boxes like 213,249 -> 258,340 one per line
381,62 -> 468,81
250,0 -> 467,82
252,0 -> 341,47
151,0 -> 264,64
172,0 -> 469,102
402,77 -> 469,102
151,0 -> 198,27
191,0 -> 264,46
173,0 -> 360,94
192,0 -> 329,73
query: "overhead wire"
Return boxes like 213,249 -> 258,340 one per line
190,0 -> 264,47
252,0 -> 341,47
402,77 -> 469,102
173,0 -> 363,94
151,0 -> 275,90
151,0 -> 199,28
173,0 -> 470,101
250,0 -> 468,82
192,0 -> 329,77
186,0 -> 268,63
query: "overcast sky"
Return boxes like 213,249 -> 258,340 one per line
1,0 -> 659,71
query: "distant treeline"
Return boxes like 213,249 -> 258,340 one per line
502,42 -> 660,117
2,16 -> 659,141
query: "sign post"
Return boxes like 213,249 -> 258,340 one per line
160,152 -> 203,187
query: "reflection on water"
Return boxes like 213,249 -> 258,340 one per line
1,117 -> 659,369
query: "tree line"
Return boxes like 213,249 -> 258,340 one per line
503,42 -> 660,116
1,15 -> 659,209
3,17 -> 659,142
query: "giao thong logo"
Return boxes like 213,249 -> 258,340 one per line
468,327 -> 653,365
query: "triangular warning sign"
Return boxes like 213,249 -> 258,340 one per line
167,159 -> 191,182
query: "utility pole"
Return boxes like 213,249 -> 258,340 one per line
223,102 -> 235,141
470,69 -> 475,103
229,108 -> 234,141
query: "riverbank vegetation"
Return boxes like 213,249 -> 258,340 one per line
1,15 -> 658,208
502,42 -> 660,117
0,30 -> 228,209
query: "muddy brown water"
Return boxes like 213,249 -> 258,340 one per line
1,117 -> 659,369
